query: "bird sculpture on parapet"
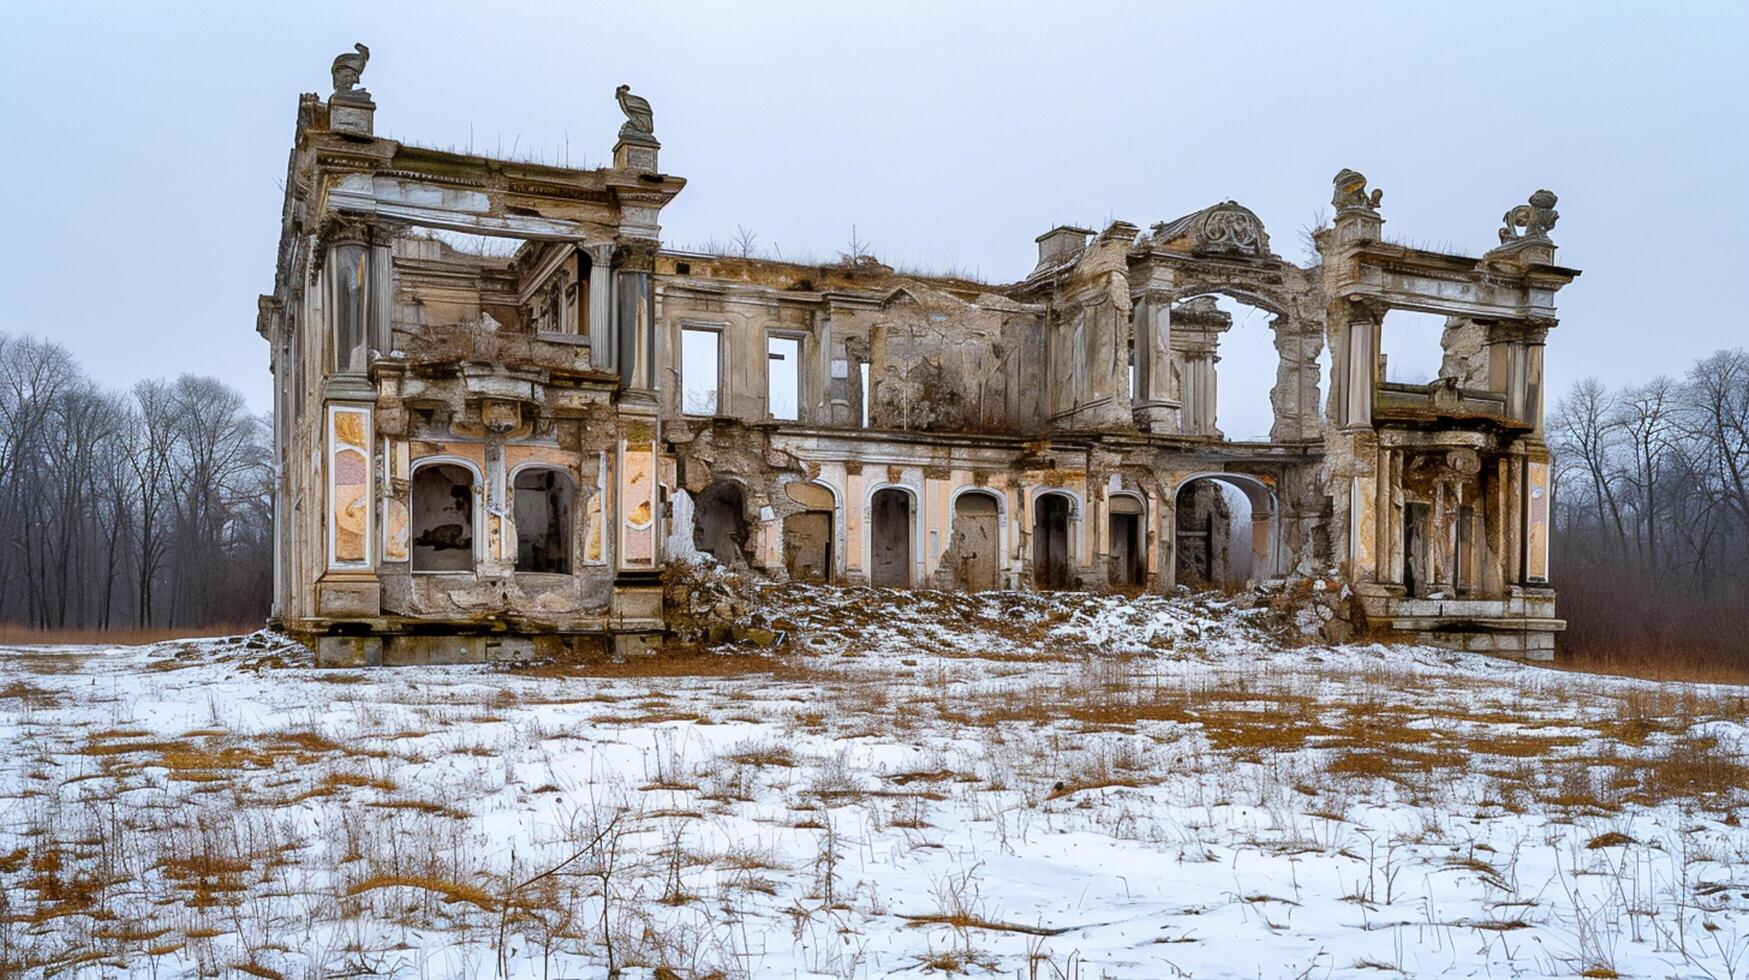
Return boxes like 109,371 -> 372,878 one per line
616,84 -> 656,142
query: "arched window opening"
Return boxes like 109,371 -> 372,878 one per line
411,463 -> 476,572
693,481 -> 749,566
869,488 -> 913,587
949,491 -> 1002,591
1033,492 -> 1074,590
513,468 -> 576,573
1108,494 -> 1146,588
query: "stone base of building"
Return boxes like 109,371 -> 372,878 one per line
281,623 -> 664,667
1356,588 -> 1562,662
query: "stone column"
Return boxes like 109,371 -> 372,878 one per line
584,242 -> 616,371
614,245 -> 658,402
1130,291 -> 1178,431
1177,350 -> 1219,436
1338,304 -> 1379,430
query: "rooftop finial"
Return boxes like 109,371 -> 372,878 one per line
1332,168 -> 1383,213
1499,189 -> 1559,244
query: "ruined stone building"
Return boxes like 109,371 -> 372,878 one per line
260,49 -> 1577,664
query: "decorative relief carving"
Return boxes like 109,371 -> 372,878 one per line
1150,202 -> 1271,258
1197,204 -> 1267,256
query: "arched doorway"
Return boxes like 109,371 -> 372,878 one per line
782,481 -> 835,583
1108,493 -> 1146,587
411,462 -> 477,572
949,490 -> 1002,591
1172,474 -> 1277,589
512,466 -> 576,573
869,487 -> 913,587
693,481 -> 749,567
1033,492 -> 1074,590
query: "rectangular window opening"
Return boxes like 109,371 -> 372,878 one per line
681,327 -> 720,415
859,361 -> 871,428
768,335 -> 800,421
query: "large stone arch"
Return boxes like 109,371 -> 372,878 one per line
1129,203 -> 1327,442
1167,471 -> 1281,589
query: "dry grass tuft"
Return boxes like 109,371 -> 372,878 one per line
345,873 -> 496,910
512,643 -> 808,680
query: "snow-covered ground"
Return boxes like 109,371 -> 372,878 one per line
3,585 -> 1748,978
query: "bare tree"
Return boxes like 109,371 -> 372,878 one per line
1550,377 -> 1630,555
0,333 -> 273,634
731,225 -> 759,259
1550,349 -> 1749,668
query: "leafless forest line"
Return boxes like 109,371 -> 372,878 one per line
0,333 -> 272,634
2,330 -> 1746,667
1549,348 -> 1749,674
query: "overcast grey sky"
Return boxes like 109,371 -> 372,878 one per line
3,1 -> 1744,430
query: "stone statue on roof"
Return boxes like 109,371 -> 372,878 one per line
616,84 -> 656,142
331,43 -> 370,98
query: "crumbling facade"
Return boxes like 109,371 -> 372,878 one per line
260,50 -> 1577,664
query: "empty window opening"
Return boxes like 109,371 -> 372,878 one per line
869,488 -> 913,587
693,481 -> 749,566
859,361 -> 871,428
1379,309 -> 1448,385
1108,494 -> 1146,587
1127,335 -> 1138,402
949,492 -> 1002,591
681,327 -> 720,415
513,467 -> 576,573
1315,343 -> 1333,418
1173,476 -> 1274,590
411,463 -> 476,572
1171,294 -> 1277,443
1032,493 -> 1074,590
768,335 -> 800,420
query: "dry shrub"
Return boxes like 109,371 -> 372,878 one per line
722,739 -> 797,768
1555,555 -> 1749,685
0,679 -> 59,708
1626,730 -> 1749,808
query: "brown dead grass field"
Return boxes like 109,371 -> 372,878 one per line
3,595 -> 1748,975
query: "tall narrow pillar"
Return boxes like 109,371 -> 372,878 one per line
1338,305 -> 1379,430
584,242 -> 616,371
1131,291 -> 1177,430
